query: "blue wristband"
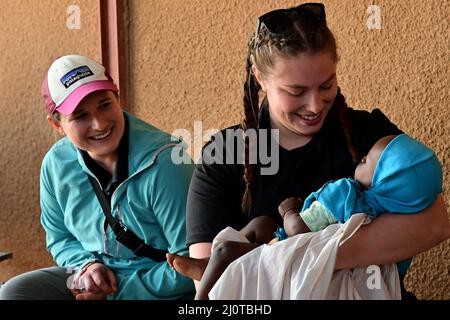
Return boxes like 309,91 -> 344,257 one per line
274,227 -> 288,241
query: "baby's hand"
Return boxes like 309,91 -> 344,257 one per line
278,197 -> 301,218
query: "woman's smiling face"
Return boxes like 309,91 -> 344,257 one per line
50,90 -> 125,164
254,52 -> 338,146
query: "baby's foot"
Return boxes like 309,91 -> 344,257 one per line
166,253 -> 208,281
278,197 -> 301,218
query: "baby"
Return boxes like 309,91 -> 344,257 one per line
279,134 -> 442,237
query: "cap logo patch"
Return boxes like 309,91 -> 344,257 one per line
60,65 -> 94,88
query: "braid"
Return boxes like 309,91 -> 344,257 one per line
240,5 -> 340,215
335,88 -> 358,164
241,38 -> 261,214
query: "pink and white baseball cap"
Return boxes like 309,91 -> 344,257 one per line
42,55 -> 118,115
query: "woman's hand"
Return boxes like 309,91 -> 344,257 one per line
71,262 -> 118,300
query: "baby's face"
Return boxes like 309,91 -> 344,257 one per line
354,136 -> 395,188
354,151 -> 381,188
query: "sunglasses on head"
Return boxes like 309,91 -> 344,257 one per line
256,3 -> 326,35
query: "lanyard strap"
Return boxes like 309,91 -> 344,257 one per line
87,174 -> 167,262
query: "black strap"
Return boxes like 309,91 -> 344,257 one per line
87,174 -> 167,262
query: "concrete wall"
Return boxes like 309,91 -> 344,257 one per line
0,0 -> 99,282
0,0 -> 448,299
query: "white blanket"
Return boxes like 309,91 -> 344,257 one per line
208,213 -> 401,300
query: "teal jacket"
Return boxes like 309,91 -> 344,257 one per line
40,113 -> 195,299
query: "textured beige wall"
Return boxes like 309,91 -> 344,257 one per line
1,0 -> 448,300
0,0 -> 99,282
128,0 -> 449,299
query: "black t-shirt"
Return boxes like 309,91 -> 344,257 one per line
186,103 -> 402,247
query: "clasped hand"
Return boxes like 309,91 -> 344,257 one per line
71,262 -> 118,300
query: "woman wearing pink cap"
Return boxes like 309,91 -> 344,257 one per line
0,55 -> 195,300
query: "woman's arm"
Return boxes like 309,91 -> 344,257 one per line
40,158 -> 100,268
189,242 -> 212,290
335,194 -> 450,270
